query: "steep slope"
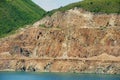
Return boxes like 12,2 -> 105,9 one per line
46,0 -> 120,16
0,7 -> 120,74
0,0 -> 45,38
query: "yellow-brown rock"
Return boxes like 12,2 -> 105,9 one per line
0,8 -> 120,74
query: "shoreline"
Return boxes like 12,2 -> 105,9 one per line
0,70 -> 120,75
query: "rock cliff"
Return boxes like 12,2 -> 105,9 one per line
0,8 -> 120,74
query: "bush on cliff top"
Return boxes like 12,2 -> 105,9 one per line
46,0 -> 120,16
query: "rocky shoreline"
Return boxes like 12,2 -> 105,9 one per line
0,57 -> 119,74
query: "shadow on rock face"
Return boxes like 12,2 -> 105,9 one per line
10,45 -> 32,57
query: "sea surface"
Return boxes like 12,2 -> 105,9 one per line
0,72 -> 119,80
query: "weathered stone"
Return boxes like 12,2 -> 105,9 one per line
0,8 -> 120,74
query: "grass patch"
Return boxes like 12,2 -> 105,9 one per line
0,0 -> 46,38
46,0 -> 120,16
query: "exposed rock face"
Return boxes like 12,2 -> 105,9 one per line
0,8 -> 120,74
0,59 -> 119,74
34,8 -> 120,28
0,27 -> 120,58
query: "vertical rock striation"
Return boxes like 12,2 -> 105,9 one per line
0,8 -> 120,74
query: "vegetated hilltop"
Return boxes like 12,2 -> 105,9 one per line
1,0 -> 120,38
0,0 -> 45,38
46,0 -> 120,16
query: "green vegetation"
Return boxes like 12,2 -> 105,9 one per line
100,26 -> 107,30
1,0 -> 120,38
39,24 -> 52,28
39,24 -> 48,28
46,0 -> 120,16
39,24 -> 60,29
0,0 -> 45,38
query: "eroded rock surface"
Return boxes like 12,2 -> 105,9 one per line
0,8 -> 120,74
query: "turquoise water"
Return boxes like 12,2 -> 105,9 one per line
0,72 -> 120,80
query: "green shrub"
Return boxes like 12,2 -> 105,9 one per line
46,0 -> 120,16
0,0 -> 46,38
